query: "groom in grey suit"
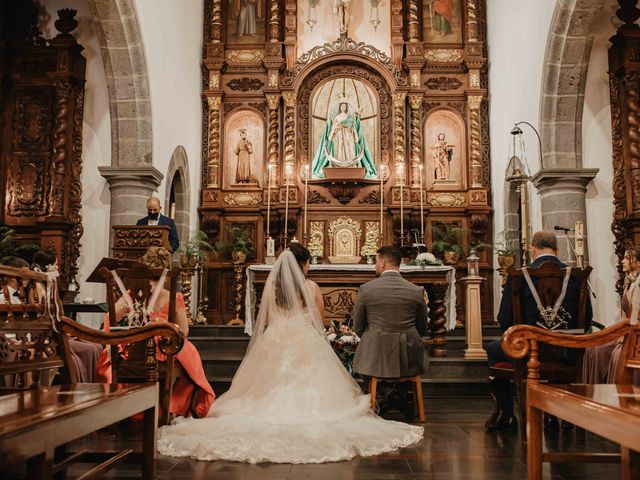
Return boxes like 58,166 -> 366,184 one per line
351,246 -> 429,379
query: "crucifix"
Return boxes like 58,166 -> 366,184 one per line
333,0 -> 351,38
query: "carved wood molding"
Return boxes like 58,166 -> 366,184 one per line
282,37 -> 406,87
223,192 -> 263,206
425,76 -> 462,91
227,78 -> 264,91
296,63 -> 392,176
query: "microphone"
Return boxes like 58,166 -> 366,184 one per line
554,225 -> 574,232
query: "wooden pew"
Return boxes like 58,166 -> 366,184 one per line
503,320 -> 640,480
0,265 -> 183,479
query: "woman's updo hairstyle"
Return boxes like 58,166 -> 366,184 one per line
287,242 -> 310,271
140,246 -> 172,271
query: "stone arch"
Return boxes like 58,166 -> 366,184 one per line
88,0 -> 152,167
539,0 -> 603,169
165,146 -> 191,245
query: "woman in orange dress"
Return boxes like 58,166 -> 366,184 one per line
96,247 -> 215,418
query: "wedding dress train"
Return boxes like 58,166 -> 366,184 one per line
157,252 -> 423,463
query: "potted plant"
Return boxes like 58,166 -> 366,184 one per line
180,230 -> 214,269
215,226 -> 254,264
0,227 -> 40,263
431,223 -> 466,266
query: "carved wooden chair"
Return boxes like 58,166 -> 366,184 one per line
502,319 -> 640,477
486,262 -> 592,439
100,263 -> 184,426
0,265 -> 183,478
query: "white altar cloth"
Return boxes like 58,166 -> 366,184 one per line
244,264 -> 456,336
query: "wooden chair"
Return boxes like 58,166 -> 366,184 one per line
100,263 -> 184,426
503,319 -> 640,479
369,375 -> 425,423
0,265 -> 183,479
486,262 -> 592,439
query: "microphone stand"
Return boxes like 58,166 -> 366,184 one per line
557,228 -> 597,299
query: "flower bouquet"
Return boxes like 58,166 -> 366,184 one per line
409,252 -> 443,267
117,298 -> 152,328
325,319 -> 360,374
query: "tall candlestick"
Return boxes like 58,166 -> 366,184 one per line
284,165 -> 291,246
303,165 -> 309,244
419,164 -> 424,242
380,165 -> 384,238
398,164 -> 404,244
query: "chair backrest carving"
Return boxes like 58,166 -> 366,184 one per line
0,266 -> 76,389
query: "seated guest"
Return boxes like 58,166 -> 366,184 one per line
486,230 -> 593,367
27,250 -> 103,383
136,197 -> 180,252
96,247 -> 214,418
583,247 -> 640,383
351,246 -> 429,416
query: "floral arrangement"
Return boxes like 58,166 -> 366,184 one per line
117,298 -> 152,328
325,320 -> 360,374
409,252 -> 443,267
360,243 -> 377,257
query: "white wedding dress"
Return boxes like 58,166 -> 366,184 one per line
157,251 -> 423,464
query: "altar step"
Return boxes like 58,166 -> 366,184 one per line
189,325 -> 502,398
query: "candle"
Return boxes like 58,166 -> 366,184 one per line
419,164 -> 424,242
380,165 -> 384,239
303,165 -> 309,243
266,164 -> 272,237
284,164 -> 291,246
398,164 -> 404,245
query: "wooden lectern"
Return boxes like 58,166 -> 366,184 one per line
111,225 -> 172,260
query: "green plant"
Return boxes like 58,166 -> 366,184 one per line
431,223 -> 466,258
214,226 -> 254,257
484,230 -> 521,256
180,230 -> 214,263
0,227 -> 40,263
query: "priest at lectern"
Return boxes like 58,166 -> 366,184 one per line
136,196 -> 180,252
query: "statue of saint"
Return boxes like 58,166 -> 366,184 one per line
235,129 -> 255,183
431,132 -> 454,180
232,0 -> 262,38
333,0 -> 350,37
311,102 -> 377,179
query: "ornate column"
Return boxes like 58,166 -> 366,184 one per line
266,94 -> 281,187
49,79 -> 73,217
284,0 -> 297,68
209,0 -> 222,42
609,0 -> 640,292
390,0 -> 404,67
466,0 -> 479,43
206,96 -> 222,187
268,0 -> 280,42
467,95 -> 484,188
283,92 -> 296,186
408,95 -> 422,188
407,0 -> 420,42
393,92 -> 407,186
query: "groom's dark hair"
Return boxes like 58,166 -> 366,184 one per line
377,246 -> 402,266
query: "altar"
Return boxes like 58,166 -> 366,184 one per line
245,264 -> 456,357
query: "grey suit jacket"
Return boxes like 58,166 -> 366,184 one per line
351,271 -> 429,378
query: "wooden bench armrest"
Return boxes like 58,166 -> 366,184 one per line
59,317 -> 184,357
502,320 -> 630,360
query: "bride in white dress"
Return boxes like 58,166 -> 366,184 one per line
157,244 -> 423,464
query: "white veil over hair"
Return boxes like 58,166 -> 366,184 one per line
247,249 -> 325,346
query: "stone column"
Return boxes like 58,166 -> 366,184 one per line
532,168 -> 598,265
99,166 -> 164,249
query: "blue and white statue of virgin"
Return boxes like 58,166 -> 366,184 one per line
311,102 -> 377,179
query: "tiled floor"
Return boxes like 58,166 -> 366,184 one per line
54,399 -> 624,479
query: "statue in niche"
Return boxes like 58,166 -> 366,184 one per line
311,101 -> 377,179
431,132 -> 454,180
333,0 -> 351,37
426,0 -> 453,37
231,0 -> 262,38
234,129 -> 256,184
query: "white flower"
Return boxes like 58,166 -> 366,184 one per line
340,335 -> 355,344
326,333 -> 337,342
416,252 -> 437,263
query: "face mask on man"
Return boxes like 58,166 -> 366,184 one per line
148,211 -> 160,220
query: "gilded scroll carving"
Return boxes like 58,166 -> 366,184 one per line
228,78 -> 264,91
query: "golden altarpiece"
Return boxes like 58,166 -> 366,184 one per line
199,0 -> 493,329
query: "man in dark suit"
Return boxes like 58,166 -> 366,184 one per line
486,230 -> 593,366
136,197 -> 180,252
